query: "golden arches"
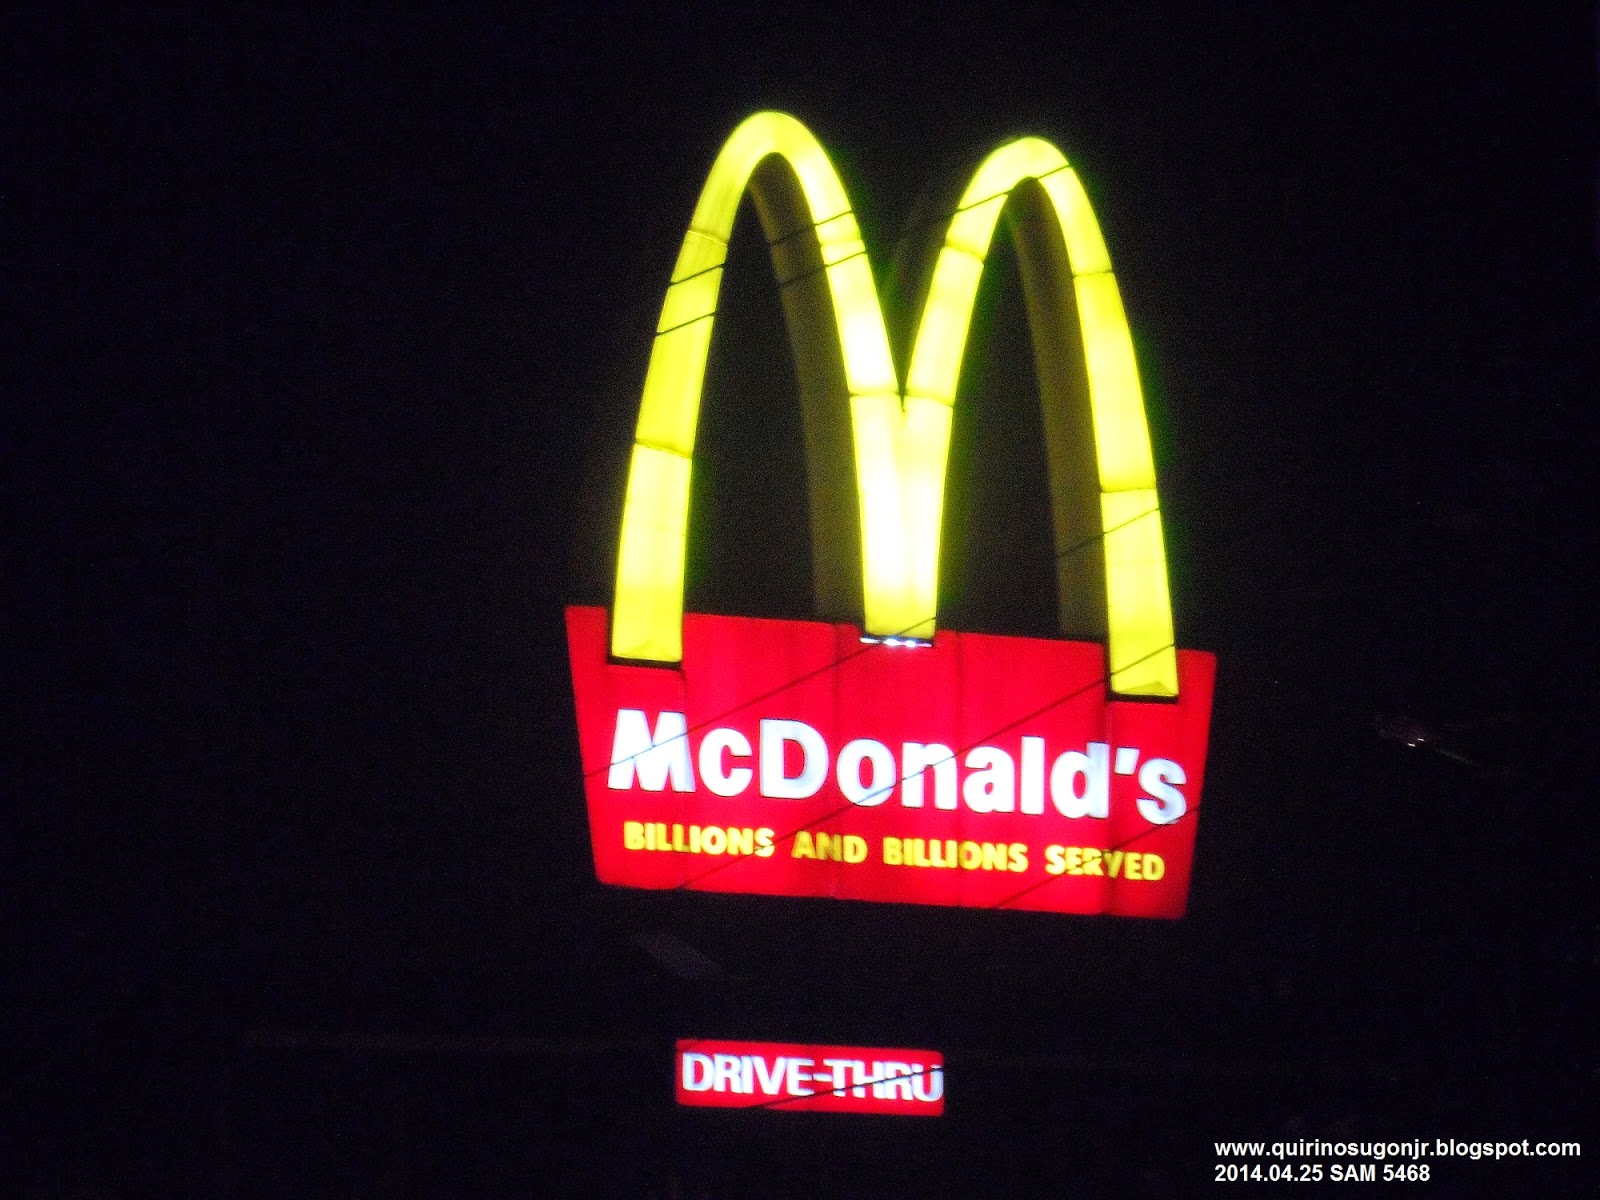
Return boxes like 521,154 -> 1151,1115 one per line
609,112 -> 1179,697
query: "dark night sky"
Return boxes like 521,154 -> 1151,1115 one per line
7,5 -> 1598,1196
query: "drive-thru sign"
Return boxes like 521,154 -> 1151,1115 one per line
675,1039 -> 944,1116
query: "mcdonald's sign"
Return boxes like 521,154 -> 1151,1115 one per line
566,113 -> 1216,917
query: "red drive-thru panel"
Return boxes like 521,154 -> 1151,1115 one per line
567,606 -> 1216,917
675,1039 -> 945,1115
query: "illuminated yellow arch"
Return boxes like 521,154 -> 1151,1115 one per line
610,113 -> 1179,697
609,111 -> 900,663
902,137 -> 1178,695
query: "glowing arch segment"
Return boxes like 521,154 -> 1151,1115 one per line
611,112 -> 900,663
902,137 -> 1178,695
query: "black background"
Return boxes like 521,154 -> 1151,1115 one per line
7,5 -> 1597,1196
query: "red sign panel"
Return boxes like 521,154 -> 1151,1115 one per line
675,1039 -> 944,1115
567,605 -> 1215,917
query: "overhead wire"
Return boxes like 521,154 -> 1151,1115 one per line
654,159 -> 1074,340
583,497 -> 1166,788
665,636 -> 1181,895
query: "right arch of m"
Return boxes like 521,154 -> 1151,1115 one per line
610,111 -> 1178,697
